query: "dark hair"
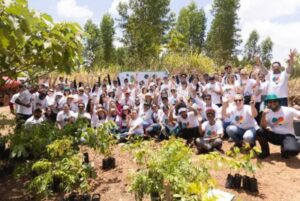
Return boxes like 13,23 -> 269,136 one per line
272,61 -> 281,67
203,94 -> 211,99
34,108 -> 42,113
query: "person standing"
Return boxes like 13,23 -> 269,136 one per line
257,49 -> 297,106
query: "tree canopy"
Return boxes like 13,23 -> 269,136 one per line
0,0 -> 83,83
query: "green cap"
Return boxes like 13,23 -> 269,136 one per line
264,94 -> 279,102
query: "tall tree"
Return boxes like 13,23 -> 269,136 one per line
83,20 -> 102,69
117,0 -> 174,67
175,2 -> 206,52
243,30 -> 260,63
205,0 -> 241,65
100,14 -> 115,64
260,37 -> 273,68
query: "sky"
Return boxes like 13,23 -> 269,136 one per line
28,0 -> 300,64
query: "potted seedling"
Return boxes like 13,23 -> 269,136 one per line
240,146 -> 261,193
225,147 -> 243,190
81,121 -> 117,170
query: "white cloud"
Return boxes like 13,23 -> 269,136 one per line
57,0 -> 93,20
239,0 -> 300,63
109,0 -> 129,16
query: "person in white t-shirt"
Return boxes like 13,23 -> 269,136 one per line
171,106 -> 200,144
196,108 -> 223,153
15,85 -> 33,121
56,103 -> 76,129
257,94 -> 300,159
24,108 -> 44,129
222,94 -> 259,147
119,109 -> 144,142
75,102 -> 91,121
204,76 -> 222,107
257,49 -> 297,106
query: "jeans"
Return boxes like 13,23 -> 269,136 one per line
256,128 -> 299,157
226,125 -> 256,144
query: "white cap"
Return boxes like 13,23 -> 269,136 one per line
178,107 -> 187,114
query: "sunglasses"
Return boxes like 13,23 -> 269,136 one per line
267,100 -> 278,103
234,99 -> 243,102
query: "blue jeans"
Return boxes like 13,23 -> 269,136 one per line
226,125 -> 256,144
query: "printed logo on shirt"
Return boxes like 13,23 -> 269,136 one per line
271,117 -> 284,126
235,115 -> 244,124
272,76 -> 280,84
207,130 -> 217,137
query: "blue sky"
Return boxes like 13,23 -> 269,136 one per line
28,0 -> 300,63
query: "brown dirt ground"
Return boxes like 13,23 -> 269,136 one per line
1,106 -> 300,201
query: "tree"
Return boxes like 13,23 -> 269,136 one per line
83,20 -> 102,69
260,37 -> 273,68
205,0 -> 241,65
0,0 -> 83,84
100,14 -> 115,65
175,2 -> 206,52
243,30 -> 260,64
117,0 -> 174,68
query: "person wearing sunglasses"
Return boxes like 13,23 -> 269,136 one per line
222,94 -> 259,148
256,94 -> 300,159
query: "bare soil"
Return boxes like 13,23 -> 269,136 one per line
1,106 -> 300,201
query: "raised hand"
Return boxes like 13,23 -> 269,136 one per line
289,49 -> 298,63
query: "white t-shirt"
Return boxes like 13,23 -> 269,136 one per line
267,70 -> 290,98
241,79 -> 257,96
32,93 -> 48,111
56,110 -> 76,127
222,84 -> 237,102
139,109 -> 153,124
91,113 -> 107,128
129,117 -> 144,134
16,89 -> 32,115
25,116 -> 44,126
266,107 -> 300,135
201,120 -> 223,139
204,82 -> 221,105
228,105 -> 259,130
10,93 -> 20,111
76,112 -> 91,120
177,111 -> 199,128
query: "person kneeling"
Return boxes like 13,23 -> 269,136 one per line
257,95 -> 300,159
196,108 -> 223,154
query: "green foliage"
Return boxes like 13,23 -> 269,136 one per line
29,154 -> 90,198
172,2 -> 206,53
205,0 -> 241,65
117,0 -> 175,68
0,0 -> 83,81
100,14 -> 115,64
83,19 -> 103,70
128,138 -> 216,201
80,121 -> 117,157
161,52 -> 216,74
243,30 -> 260,64
260,37 -> 273,68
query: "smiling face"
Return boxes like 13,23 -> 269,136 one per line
272,62 -> 281,74
234,94 -> 244,109
267,100 -> 280,111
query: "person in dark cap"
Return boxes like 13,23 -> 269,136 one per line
257,94 -> 300,159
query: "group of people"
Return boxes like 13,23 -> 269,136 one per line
9,50 -> 300,159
